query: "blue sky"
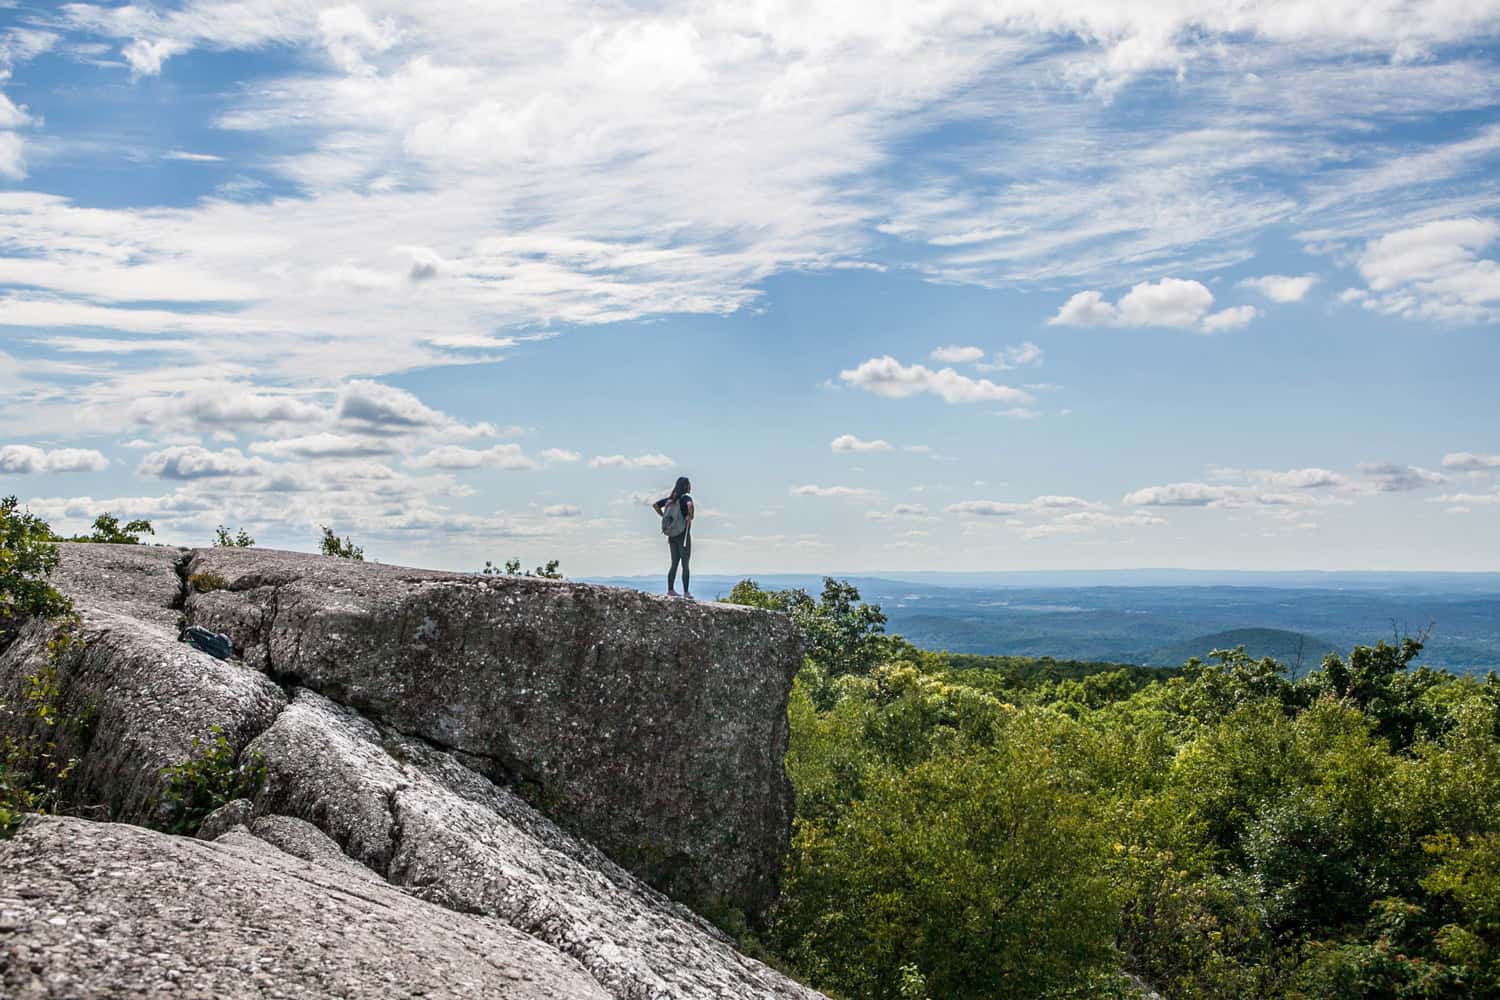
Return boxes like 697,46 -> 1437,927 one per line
1,1 -> 1498,575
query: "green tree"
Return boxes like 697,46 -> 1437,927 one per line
483,558 -> 564,579
212,525 -> 255,548
318,525 -> 364,561
79,512 -> 154,545
0,496 -> 71,642
776,717 -> 1118,999
727,577 -> 898,677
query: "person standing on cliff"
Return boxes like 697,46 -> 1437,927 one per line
651,476 -> 694,599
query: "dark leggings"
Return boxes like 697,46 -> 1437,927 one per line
669,533 -> 691,593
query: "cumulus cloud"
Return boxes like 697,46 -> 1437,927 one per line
542,504 -> 582,517
1123,482 -> 1241,507
839,356 -> 1030,404
1443,452 -> 1500,470
1240,273 -> 1320,302
1020,510 -> 1166,538
929,345 -> 984,363
336,380 -> 446,431
407,444 -> 541,471
129,391 -> 327,432
541,448 -> 581,464
831,434 -> 893,452
946,495 -> 1104,518
1050,278 -> 1257,333
1359,462 -> 1446,492
0,444 -> 110,474
945,500 -> 1028,516
977,341 -> 1044,372
249,433 -> 396,460
789,485 -> 876,498
589,453 -> 675,469
1349,218 -> 1500,323
137,446 -> 272,480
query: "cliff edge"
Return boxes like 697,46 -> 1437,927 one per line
0,543 -> 821,1000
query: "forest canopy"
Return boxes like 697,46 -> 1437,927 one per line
727,578 -> 1500,1000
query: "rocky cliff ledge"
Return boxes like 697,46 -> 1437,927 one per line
0,543 -> 822,1000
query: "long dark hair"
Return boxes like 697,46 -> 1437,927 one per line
669,476 -> 691,500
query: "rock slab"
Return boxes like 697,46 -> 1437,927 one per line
0,816 -> 612,1000
185,546 -> 803,918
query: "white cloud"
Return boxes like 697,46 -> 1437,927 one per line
1240,273 -> 1319,302
336,380 -> 448,431
541,448 -> 581,464
977,341 -> 1044,372
137,446 -> 272,480
1201,305 -> 1260,332
890,503 -> 930,516
129,391 -> 327,433
163,150 -> 225,162
543,503 -> 582,517
0,444 -> 109,474
1050,278 -> 1256,333
1359,462 -> 1446,492
839,356 -> 1029,404
830,433 -> 892,452
248,433 -> 395,460
1049,290 -> 1118,327
1351,218 -> 1500,323
1435,491 -> 1500,505
1443,452 -> 1500,470
589,453 -> 675,469
1020,510 -> 1166,538
1123,482 -> 1241,507
407,444 -> 540,471
789,485 -> 876,498
929,345 -> 984,363
1218,464 -> 1350,488
945,500 -> 1028,516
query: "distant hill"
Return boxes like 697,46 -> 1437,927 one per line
1143,628 -> 1339,675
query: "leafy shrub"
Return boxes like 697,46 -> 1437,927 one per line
727,577 -> 901,678
318,525 -> 364,561
1,495 -> 72,641
212,525 -> 255,548
66,512 -> 155,545
189,571 -> 229,594
156,726 -> 267,836
0,498 -> 86,839
482,558 -> 564,579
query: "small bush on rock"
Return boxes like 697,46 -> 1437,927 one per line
0,497 -> 88,839
212,525 -> 255,548
319,525 -> 364,561
189,571 -> 229,594
67,512 -> 154,545
156,726 -> 267,837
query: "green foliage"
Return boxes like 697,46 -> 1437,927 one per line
74,512 -> 155,544
155,726 -> 267,836
774,629 -> 1500,999
318,525 -> 364,561
726,578 -> 902,678
777,712 -> 1118,999
188,571 -> 228,594
212,525 -> 255,547
482,558 -> 564,579
0,621 -> 85,839
1,495 -> 72,641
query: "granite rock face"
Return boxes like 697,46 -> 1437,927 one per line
0,543 -> 823,999
0,816 -> 613,1000
244,689 -> 824,1000
184,546 -> 804,918
0,552 -> 285,825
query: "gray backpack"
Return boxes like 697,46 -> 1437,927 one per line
660,497 -> 689,538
